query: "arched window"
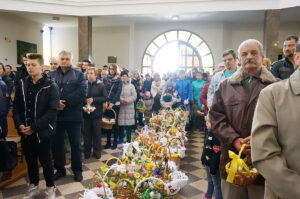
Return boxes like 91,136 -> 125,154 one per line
142,30 -> 214,75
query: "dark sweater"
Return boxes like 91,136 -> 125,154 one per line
201,129 -> 221,175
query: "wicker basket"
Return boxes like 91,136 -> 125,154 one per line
115,179 -> 137,199
167,137 -> 184,167
225,144 -> 259,187
101,109 -> 116,130
136,100 -> 146,113
134,177 -> 170,198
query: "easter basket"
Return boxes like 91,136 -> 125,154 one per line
115,179 -> 137,199
136,100 -> 146,113
167,137 -> 186,166
101,109 -> 116,130
225,144 -> 259,187
134,177 -> 171,199
78,171 -> 114,199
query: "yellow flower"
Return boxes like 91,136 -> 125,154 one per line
157,181 -> 163,186
169,153 -> 180,158
109,181 -> 117,189
134,173 -> 141,178
146,162 -> 155,171
101,167 -> 109,174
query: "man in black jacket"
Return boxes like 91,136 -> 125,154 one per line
15,54 -> 29,84
13,53 -> 59,199
48,50 -> 87,182
271,35 -> 298,79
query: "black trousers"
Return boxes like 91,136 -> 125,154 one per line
83,118 -> 102,156
53,121 -> 82,175
21,134 -> 54,187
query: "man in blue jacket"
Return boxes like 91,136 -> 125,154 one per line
0,76 -> 9,139
175,70 -> 192,112
48,50 -> 87,182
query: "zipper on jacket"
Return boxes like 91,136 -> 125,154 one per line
34,85 -> 51,143
21,80 -> 28,126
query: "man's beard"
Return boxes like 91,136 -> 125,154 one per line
284,51 -> 294,58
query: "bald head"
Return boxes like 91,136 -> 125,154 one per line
49,57 -> 59,71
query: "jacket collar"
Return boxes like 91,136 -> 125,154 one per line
228,66 -> 277,85
290,68 -> 300,95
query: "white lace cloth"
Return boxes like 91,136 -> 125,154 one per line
167,170 -> 189,195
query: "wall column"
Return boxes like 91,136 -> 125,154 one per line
263,10 -> 280,62
78,16 -> 92,62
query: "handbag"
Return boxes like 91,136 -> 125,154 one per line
0,140 -> 18,171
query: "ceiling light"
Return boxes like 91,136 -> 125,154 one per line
172,15 -> 179,20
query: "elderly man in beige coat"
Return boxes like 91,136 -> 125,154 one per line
251,40 -> 300,199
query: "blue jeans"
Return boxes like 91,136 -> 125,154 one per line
205,166 -> 223,199
53,121 -> 82,175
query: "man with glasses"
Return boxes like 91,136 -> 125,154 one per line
207,49 -> 238,109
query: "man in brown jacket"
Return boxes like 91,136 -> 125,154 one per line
210,39 -> 277,199
251,41 -> 300,199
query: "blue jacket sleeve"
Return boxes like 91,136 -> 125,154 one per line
188,81 -> 192,101
64,72 -> 87,107
0,82 -> 9,119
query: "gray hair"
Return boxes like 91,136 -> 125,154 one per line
49,57 -> 59,61
101,70 -> 108,75
59,50 -> 73,59
296,40 -> 300,53
237,39 -> 264,58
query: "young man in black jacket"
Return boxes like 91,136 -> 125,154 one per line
13,53 -> 59,199
48,50 -> 87,182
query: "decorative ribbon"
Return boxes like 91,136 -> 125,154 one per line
226,144 -> 250,183
142,188 -> 150,199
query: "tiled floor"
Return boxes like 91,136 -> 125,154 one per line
0,131 -> 207,199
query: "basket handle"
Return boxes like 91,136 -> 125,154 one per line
104,157 -> 122,168
134,177 -> 170,195
167,137 -> 184,155
88,171 -> 107,197
103,108 -> 117,120
226,144 -> 250,183
116,178 -> 134,192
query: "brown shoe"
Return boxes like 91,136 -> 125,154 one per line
65,158 -> 71,165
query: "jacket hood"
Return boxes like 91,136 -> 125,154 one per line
228,66 -> 277,85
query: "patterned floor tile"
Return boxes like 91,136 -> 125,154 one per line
57,182 -> 84,195
2,184 -> 28,198
64,191 -> 83,199
190,169 -> 207,179
180,164 -> 201,172
178,184 -> 203,198
190,179 -> 208,193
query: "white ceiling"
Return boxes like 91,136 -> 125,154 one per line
3,6 -> 300,27
1,0 -> 300,16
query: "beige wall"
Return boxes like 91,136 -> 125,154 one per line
51,27 -> 79,66
0,12 -> 43,69
93,26 -> 130,69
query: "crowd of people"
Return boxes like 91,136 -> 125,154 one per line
0,34 -> 299,199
